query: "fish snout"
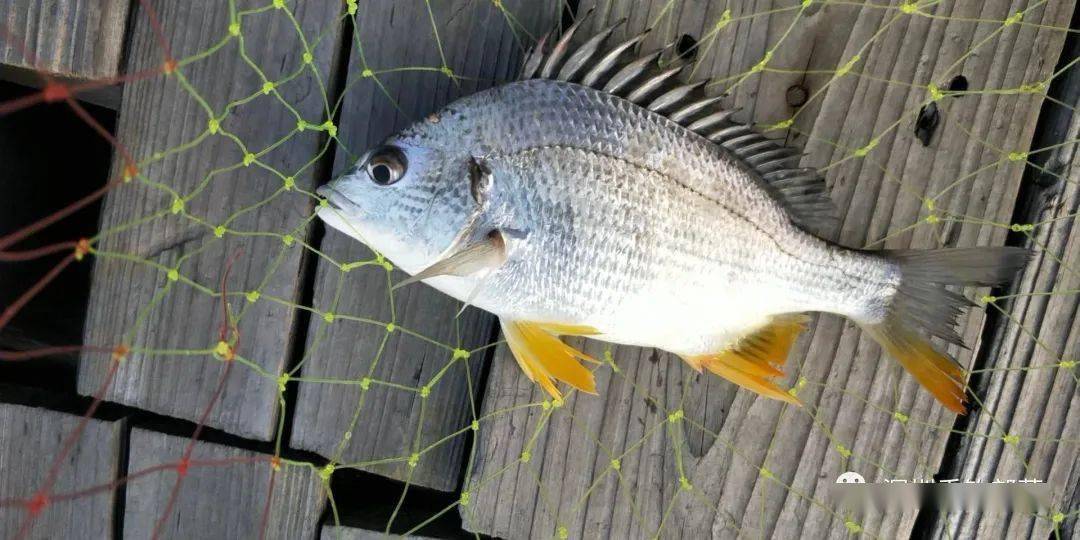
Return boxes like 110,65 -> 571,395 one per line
316,184 -> 347,211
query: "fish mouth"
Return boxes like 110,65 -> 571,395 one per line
316,185 -> 357,212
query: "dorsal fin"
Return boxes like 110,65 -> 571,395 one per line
518,14 -> 837,235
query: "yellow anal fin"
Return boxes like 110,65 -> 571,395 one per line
863,320 -> 968,415
501,319 -> 600,399
684,315 -> 809,406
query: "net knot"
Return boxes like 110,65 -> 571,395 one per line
714,10 -> 732,31
123,163 -> 139,182
26,492 -> 49,515
216,341 -> 235,361
41,82 -> 70,103
112,344 -> 130,363
319,463 -> 335,481
74,238 -> 92,261
836,54 -> 861,77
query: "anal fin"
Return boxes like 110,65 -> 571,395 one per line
684,315 -> 808,406
501,319 -> 601,399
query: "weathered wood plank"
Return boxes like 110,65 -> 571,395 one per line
0,0 -> 129,79
930,90 -> 1080,539
0,403 -> 122,539
79,0 -> 346,439
124,428 -> 324,539
290,0 -> 558,491
462,1 -> 1076,538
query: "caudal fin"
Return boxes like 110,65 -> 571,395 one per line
861,247 -> 1029,414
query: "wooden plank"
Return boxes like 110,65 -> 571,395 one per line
929,91 -> 1080,539
0,403 -> 123,539
123,428 -> 324,539
461,1 -> 1076,538
0,0 -> 129,79
78,0 -> 346,440
289,0 -> 558,491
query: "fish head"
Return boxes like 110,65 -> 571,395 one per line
316,120 -> 479,276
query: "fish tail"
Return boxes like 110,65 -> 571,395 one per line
858,247 -> 1029,414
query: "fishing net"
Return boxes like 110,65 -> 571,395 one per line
0,0 -> 1077,538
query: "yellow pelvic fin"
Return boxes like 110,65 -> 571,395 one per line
501,319 -> 600,399
684,315 -> 809,406
863,321 -> 968,415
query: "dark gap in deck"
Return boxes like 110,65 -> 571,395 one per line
0,79 -> 114,395
278,10 -> 357,455
912,2 -> 1080,537
0,381 -> 329,465
110,416 -> 130,540
324,466 -> 480,539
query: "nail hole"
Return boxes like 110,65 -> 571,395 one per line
786,85 -> 809,107
914,102 -> 940,147
948,75 -> 968,93
676,34 -> 698,61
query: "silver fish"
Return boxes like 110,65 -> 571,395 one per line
317,23 -> 1027,413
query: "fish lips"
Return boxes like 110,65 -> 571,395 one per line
316,184 -> 357,212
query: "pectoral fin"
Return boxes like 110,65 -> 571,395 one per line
393,230 -> 506,290
501,319 -> 600,399
683,315 -> 808,406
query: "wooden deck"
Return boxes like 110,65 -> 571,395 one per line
0,0 -> 1077,538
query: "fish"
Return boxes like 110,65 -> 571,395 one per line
316,17 -> 1028,414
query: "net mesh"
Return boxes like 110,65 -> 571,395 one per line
0,0 -> 1077,538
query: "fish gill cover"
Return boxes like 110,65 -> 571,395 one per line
0,0 -> 1076,538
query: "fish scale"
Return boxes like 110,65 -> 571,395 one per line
317,20 -> 1029,412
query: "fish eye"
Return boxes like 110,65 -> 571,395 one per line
365,146 -> 407,186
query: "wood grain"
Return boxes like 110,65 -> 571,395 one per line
123,428 -> 324,539
461,1 -> 1076,537
289,0 -> 558,491
0,403 -> 122,539
929,84 -> 1080,540
79,0 -> 346,440
0,0 -> 129,78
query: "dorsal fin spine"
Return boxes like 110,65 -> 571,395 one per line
670,95 -> 724,123
580,31 -> 649,87
627,64 -> 684,104
519,21 -> 837,235
557,19 -> 624,82
539,12 -> 591,79
602,50 -> 662,95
